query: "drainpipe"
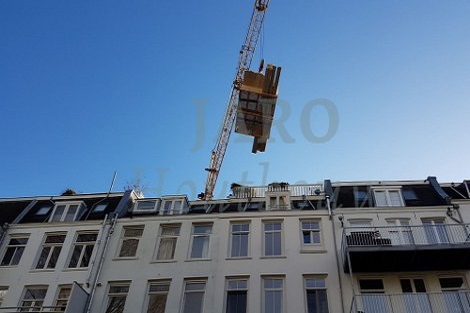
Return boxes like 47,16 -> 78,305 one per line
85,213 -> 118,313
327,195 -> 346,313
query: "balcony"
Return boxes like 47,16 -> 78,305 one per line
350,291 -> 470,313
231,183 -> 322,199
342,224 -> 470,272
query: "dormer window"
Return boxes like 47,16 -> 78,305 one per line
49,202 -> 86,222
266,193 -> 290,211
161,197 -> 188,215
373,188 -> 404,207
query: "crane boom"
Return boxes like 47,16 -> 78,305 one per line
203,0 -> 271,201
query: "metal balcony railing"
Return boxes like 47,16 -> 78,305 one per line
350,291 -> 470,313
342,223 -> 470,251
0,306 -> 65,312
231,184 -> 322,199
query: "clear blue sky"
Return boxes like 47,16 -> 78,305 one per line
1,0 -> 469,199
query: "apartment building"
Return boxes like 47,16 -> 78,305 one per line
0,177 -> 469,313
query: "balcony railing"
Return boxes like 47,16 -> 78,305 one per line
350,291 -> 470,313
342,223 -> 470,250
0,306 -> 66,312
231,184 -> 322,199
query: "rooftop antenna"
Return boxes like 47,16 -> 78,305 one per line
107,171 -> 117,195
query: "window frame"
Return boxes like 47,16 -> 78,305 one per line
116,225 -> 144,259
304,276 -> 329,313
189,224 -> 213,260
34,233 -> 67,270
54,285 -> 72,312
144,280 -> 171,313
0,286 -> 8,306
300,220 -> 322,249
19,285 -> 48,311
0,234 -> 29,267
262,276 -> 285,313
181,279 -> 207,313
372,188 -> 404,207
229,222 -> 250,259
225,277 -> 249,313
263,220 -> 283,257
49,201 -> 86,222
155,224 -> 181,261
105,282 -> 131,313
67,232 -> 98,269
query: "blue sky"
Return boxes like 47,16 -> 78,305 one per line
1,0 -> 469,199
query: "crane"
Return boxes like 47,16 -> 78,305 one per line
200,0 -> 279,201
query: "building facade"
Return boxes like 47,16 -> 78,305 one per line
0,177 -> 469,313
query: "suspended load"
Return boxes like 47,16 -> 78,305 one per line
235,64 -> 281,153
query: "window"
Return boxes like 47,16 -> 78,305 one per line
0,287 -> 7,306
386,219 -> 413,245
301,221 -> 321,247
20,286 -> 48,311
400,278 -> 431,312
359,278 -> 389,313
156,225 -> 180,261
1,235 -> 29,266
225,278 -> 248,313
373,189 -> 404,207
145,281 -> 170,313
93,203 -> 108,213
105,283 -> 130,313
305,277 -> 329,313
422,218 -> 448,244
230,223 -> 250,258
263,221 -> 283,256
68,233 -> 98,268
354,189 -> 369,205
54,285 -> 71,312
268,194 -> 289,210
118,226 -> 144,258
35,206 -> 52,216
190,224 -> 212,259
49,202 -> 86,222
439,277 -> 469,312
181,280 -> 206,313
262,277 -> 284,313
35,234 -> 66,269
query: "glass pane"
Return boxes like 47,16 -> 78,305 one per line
194,225 -> 212,235
265,290 -> 282,313
149,283 -> 170,293
80,245 -> 94,267
265,232 -> 281,256
374,191 -> 387,206
1,247 -> 15,266
109,286 -> 129,293
226,290 -> 247,313
45,235 -> 66,244
47,246 -> 62,268
264,222 -> 281,231
185,282 -> 206,291
147,294 -> 168,313
183,292 -> 204,313
10,238 -> 28,245
68,246 -> 82,268
231,234 -> 248,257
388,191 -> 402,206
161,226 -> 180,236
191,236 -> 209,258
157,238 -> 176,260
77,234 -> 97,242
105,296 -> 126,313
119,239 -> 138,257
124,228 -> 143,237
36,247 -> 51,269
64,205 -> 78,221
51,206 -> 65,221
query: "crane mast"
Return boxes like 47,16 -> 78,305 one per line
202,0 -> 271,201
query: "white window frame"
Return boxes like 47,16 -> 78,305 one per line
0,286 -> 8,306
105,282 -> 130,313
144,280 -> 171,313
0,234 -> 29,267
155,224 -> 180,261
304,276 -> 329,313
117,225 -> 144,258
189,224 -> 212,259
263,221 -> 283,257
225,278 -> 248,313
67,232 -> 98,268
54,285 -> 72,312
300,220 -> 322,249
49,201 -> 86,222
229,222 -> 250,258
19,286 -> 48,311
266,192 -> 290,211
181,279 -> 207,313
372,188 -> 404,207
34,233 -> 66,270
262,276 -> 285,313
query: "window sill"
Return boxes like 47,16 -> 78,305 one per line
300,249 -> 327,254
30,268 -> 56,273
260,255 -> 287,259
185,258 -> 212,262
113,257 -> 139,261
226,257 -> 252,260
63,267 -> 88,272
151,259 -> 177,264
